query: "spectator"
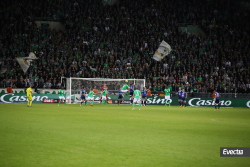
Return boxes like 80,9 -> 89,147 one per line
238,86 -> 244,94
245,85 -> 250,94
51,79 -> 57,89
147,88 -> 151,96
185,84 -> 191,93
43,83 -> 47,89
6,79 -> 12,93
0,0 -> 249,96
202,86 -> 207,93
0,80 -> 5,88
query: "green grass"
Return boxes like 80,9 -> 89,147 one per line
0,104 -> 250,167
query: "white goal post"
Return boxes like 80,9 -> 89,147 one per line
66,77 -> 145,104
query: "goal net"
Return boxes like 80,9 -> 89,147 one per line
66,78 -> 145,104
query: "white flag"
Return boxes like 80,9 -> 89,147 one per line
153,40 -> 171,61
16,58 -> 30,73
90,67 -> 98,72
16,52 -> 38,72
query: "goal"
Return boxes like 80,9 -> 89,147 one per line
66,78 -> 145,104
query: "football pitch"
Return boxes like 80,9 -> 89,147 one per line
0,104 -> 249,167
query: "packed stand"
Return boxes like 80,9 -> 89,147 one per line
0,0 -> 249,94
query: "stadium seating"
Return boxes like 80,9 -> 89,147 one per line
0,0 -> 249,94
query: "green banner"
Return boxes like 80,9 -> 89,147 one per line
0,94 -> 249,108
0,93 -> 63,103
0,94 -> 128,103
145,96 -> 250,108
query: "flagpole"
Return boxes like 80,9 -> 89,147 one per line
61,76 -> 65,83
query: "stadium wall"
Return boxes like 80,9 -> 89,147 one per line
0,93 -> 249,108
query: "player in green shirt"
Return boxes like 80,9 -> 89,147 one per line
86,89 -> 97,106
164,85 -> 171,107
101,89 -> 108,105
58,87 -> 66,106
121,80 -> 130,95
132,86 -> 142,110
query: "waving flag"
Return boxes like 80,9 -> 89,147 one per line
90,67 -> 98,72
153,40 -> 171,61
16,52 -> 38,72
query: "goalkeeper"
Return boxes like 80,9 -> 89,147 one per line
26,85 -> 33,107
86,88 -> 97,106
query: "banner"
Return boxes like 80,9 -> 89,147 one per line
1,93 -> 249,108
16,52 -> 38,73
43,99 -> 62,103
43,99 -> 55,103
0,94 -> 65,103
0,94 -> 122,104
90,67 -> 98,72
16,58 -> 30,73
145,96 -> 250,108
153,40 -> 171,61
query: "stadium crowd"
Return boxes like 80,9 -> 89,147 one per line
0,0 -> 250,94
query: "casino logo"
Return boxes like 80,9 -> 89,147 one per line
188,98 -> 232,106
247,101 -> 250,108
